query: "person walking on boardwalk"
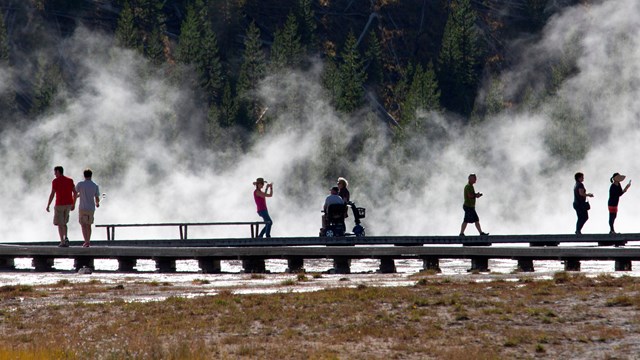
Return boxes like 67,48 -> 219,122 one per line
253,177 -> 273,238
459,173 -> 488,236
46,166 -> 77,247
608,172 -> 631,234
573,172 -> 594,235
75,168 -> 100,247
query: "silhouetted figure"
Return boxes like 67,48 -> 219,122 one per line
46,166 -> 77,247
253,177 -> 273,238
337,177 -> 350,203
459,173 -> 488,236
608,172 -> 631,234
573,172 -> 593,235
75,168 -> 100,247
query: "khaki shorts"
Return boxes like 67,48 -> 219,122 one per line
53,205 -> 72,226
79,210 -> 95,225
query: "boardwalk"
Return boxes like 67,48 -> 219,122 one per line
1,233 -> 640,274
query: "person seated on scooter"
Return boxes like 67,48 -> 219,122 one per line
322,186 -> 345,231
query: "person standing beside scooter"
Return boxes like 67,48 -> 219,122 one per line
253,177 -> 273,238
337,177 -> 350,203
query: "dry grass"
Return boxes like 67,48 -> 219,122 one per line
0,273 -> 639,359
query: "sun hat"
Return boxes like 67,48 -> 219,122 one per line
337,177 -> 349,187
253,177 -> 265,185
611,173 -> 625,183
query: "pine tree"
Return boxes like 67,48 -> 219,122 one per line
219,79 -> 238,127
237,22 -> 266,128
30,59 -> 63,116
438,0 -> 482,117
364,30 -> 384,88
0,14 -> 16,123
198,15 -> 223,102
336,32 -> 367,113
0,13 -> 8,63
115,1 -> 141,51
176,3 -> 223,103
270,13 -> 304,72
296,0 -> 318,52
145,26 -> 165,65
176,5 -> 200,64
401,62 -> 441,132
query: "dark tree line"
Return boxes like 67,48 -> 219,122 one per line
0,0 -> 562,139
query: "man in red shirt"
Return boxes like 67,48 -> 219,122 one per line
46,166 -> 77,247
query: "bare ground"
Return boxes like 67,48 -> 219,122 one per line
0,271 -> 639,359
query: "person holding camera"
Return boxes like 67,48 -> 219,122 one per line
253,177 -> 273,238
459,173 -> 488,236
608,172 -> 631,234
573,172 -> 593,235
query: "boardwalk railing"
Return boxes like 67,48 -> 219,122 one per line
95,221 -> 268,241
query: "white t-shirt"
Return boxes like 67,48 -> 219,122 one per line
324,194 -> 345,208
76,179 -> 100,211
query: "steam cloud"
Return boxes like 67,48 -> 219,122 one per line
1,0 -> 639,242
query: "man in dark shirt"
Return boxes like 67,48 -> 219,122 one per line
459,174 -> 488,236
573,172 -> 594,235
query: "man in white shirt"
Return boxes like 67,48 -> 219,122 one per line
75,169 -> 100,247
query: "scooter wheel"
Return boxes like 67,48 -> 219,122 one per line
325,229 -> 335,237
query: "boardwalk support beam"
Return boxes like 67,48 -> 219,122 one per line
117,257 -> 137,272
0,257 -> 15,270
198,257 -> 222,274
74,257 -> 94,271
32,256 -> 54,272
378,257 -> 396,273
332,257 -> 351,274
155,258 -> 176,273
286,257 -> 304,273
564,258 -> 581,271
242,257 -> 266,273
615,259 -> 632,271
517,258 -> 535,272
469,257 -> 489,272
421,256 -> 441,272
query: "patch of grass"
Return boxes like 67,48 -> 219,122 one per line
250,274 -> 265,279
553,271 -> 571,284
280,279 -> 296,286
296,274 -> 309,282
606,295 -> 636,307
192,279 -> 210,285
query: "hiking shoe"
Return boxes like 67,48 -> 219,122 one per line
64,236 -> 70,247
58,242 -> 69,248
82,243 -> 90,248
459,233 -> 465,237
480,232 -> 489,236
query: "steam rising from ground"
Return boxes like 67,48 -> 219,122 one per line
2,0 -> 640,241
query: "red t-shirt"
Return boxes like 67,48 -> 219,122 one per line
52,176 -> 75,206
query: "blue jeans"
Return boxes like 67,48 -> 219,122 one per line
257,210 -> 272,237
